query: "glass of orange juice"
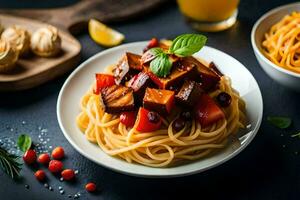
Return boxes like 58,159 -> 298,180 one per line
177,0 -> 240,32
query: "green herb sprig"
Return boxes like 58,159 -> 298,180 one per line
267,116 -> 292,129
17,134 -> 32,152
148,33 -> 207,77
0,146 -> 22,179
291,132 -> 300,138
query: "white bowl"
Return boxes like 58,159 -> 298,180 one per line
57,42 -> 263,178
251,2 -> 300,91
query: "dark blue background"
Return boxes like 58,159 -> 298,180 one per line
1,0 -> 300,199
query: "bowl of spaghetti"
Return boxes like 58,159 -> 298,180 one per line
251,2 -> 300,91
57,34 -> 263,177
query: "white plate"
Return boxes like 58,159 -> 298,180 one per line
57,42 -> 263,178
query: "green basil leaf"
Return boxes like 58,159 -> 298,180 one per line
150,53 -> 172,77
17,134 -> 32,152
169,34 -> 207,57
149,47 -> 164,56
267,116 -> 292,129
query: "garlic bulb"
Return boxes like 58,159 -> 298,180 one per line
31,25 -> 61,57
1,25 -> 31,56
0,22 -> 3,35
0,39 -> 19,73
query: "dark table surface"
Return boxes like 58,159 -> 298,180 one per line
1,0 -> 300,199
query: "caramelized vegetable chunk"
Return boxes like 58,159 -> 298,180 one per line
127,72 -> 154,103
143,88 -> 175,115
136,108 -> 162,132
195,94 -> 225,127
181,56 -> 220,91
101,85 -> 135,113
209,62 -> 223,77
175,80 -> 204,107
94,74 -> 115,94
113,52 -> 142,84
146,61 -> 196,89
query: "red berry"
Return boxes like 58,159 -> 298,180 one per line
48,160 -> 63,173
37,153 -> 50,165
85,182 -> 96,192
23,149 -> 37,165
61,169 -> 75,181
34,170 -> 46,181
51,146 -> 64,160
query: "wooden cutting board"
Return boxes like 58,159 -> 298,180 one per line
0,0 -> 169,34
0,0 -> 168,91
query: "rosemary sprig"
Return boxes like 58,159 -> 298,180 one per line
0,146 -> 22,179
291,132 -> 300,139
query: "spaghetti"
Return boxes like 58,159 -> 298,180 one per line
76,75 -> 247,167
262,12 -> 300,73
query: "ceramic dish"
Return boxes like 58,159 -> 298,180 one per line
251,2 -> 300,91
57,42 -> 263,178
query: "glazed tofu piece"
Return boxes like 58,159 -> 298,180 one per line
143,88 -> 175,115
113,52 -> 142,84
181,56 -> 220,91
101,85 -> 135,113
146,61 -> 196,89
175,80 -> 204,107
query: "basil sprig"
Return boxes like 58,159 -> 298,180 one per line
267,116 -> 292,129
17,134 -> 32,152
169,34 -> 207,57
150,53 -> 172,77
148,33 -> 207,77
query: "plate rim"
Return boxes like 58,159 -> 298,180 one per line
57,41 -> 263,178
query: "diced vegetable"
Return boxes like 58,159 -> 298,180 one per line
143,88 -> 174,115
175,80 -> 204,107
143,38 -> 159,53
94,74 -> 115,94
209,62 -> 223,77
148,38 -> 159,48
101,85 -> 135,113
136,108 -> 162,132
194,94 -> 225,127
126,72 -> 154,104
181,56 -> 220,91
120,111 -> 137,127
113,52 -> 142,84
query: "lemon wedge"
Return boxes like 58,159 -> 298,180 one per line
88,19 -> 125,47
